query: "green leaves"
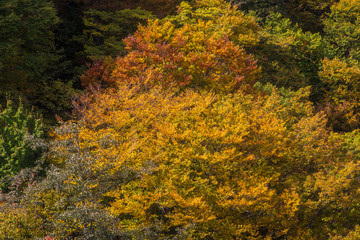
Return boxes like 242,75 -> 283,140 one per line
323,0 -> 360,60
0,100 -> 45,181
257,12 -> 325,90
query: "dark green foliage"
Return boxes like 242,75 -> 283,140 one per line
255,13 -> 325,96
323,0 -> 360,60
0,0 -> 59,90
0,0 -> 77,123
34,79 -> 81,124
0,100 -> 45,184
77,8 -> 154,59
235,0 -> 335,32
235,0 -> 281,19
53,0 -> 86,82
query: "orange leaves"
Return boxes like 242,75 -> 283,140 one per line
80,57 -> 116,88
52,80 -> 348,238
80,0 -> 261,94
112,23 -> 260,93
93,0 -> 262,94
45,1 -> 360,239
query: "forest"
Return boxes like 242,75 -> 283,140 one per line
1,0 -> 360,239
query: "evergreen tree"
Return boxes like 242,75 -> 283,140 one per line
0,0 -> 58,91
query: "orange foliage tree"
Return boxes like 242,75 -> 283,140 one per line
41,83 -> 351,239
82,0 -> 261,94
4,1 -> 360,239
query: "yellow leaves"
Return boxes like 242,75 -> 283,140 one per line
48,76 -> 353,238
45,3 -> 358,236
330,0 -> 360,16
166,191 -> 216,223
214,173 -> 300,238
180,0 -> 261,47
320,58 -> 360,86
301,159 -> 360,237
248,108 -> 288,159
280,189 -> 300,218
65,84 -> 313,234
0,203 -> 45,239
319,57 -> 360,130
310,161 -> 359,205
331,225 -> 360,240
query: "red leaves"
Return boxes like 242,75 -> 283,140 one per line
80,57 -> 116,88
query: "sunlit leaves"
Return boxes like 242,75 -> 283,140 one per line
46,82 -> 346,238
3,1 -> 360,239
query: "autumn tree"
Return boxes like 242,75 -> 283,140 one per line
81,0 -> 261,93
318,58 -> 360,131
4,1 -> 360,239
28,82 -> 352,239
302,133 -> 360,238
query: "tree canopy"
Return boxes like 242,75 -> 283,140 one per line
1,0 -> 360,239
